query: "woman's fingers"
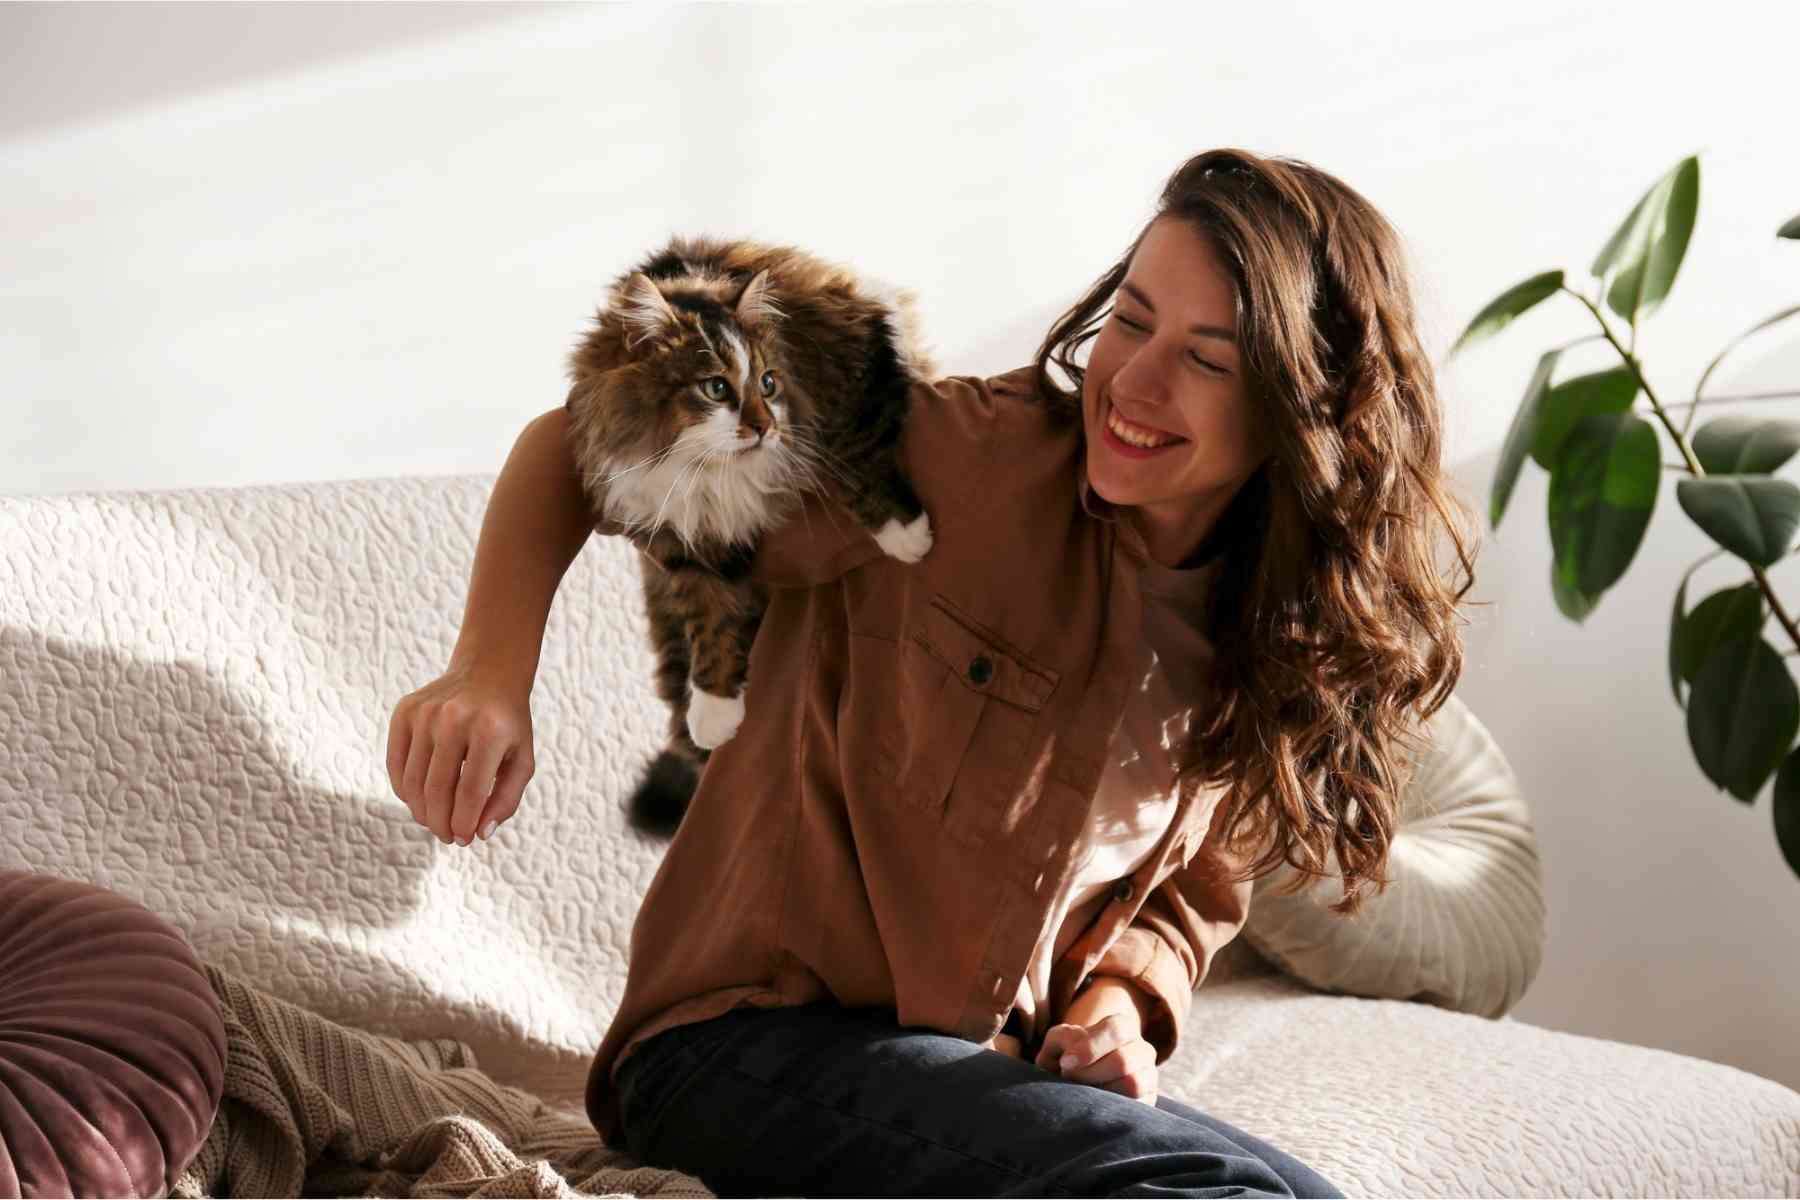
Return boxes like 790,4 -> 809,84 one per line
400,720 -> 436,827
454,731 -> 508,844
388,671 -> 535,846
1035,1014 -> 1131,1075
386,699 -> 415,800
1034,1016 -> 1158,1103
1064,1038 -> 1158,1098
476,745 -> 533,842
421,721 -> 469,843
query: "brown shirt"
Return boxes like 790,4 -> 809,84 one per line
1011,547 -> 1226,1033
583,365 -> 1254,1140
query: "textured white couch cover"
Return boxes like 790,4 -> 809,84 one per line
3,473 -> 1798,1198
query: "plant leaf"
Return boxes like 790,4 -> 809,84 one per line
1780,213 -> 1800,240
1592,177 -> 1658,278
1686,636 -> 1799,802
1676,476 -> 1800,566
1532,367 -> 1639,469
1449,269 -> 1565,360
1673,583 -> 1765,686
1605,156 -> 1700,323
1546,411 -> 1659,618
1491,348 -> 1563,529
1551,553 -> 1600,623
1670,573 -> 1690,707
1691,415 -> 1800,475
1775,748 -> 1800,878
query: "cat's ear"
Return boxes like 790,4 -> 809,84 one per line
618,273 -> 681,347
734,269 -> 784,326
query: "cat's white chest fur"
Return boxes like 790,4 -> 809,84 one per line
601,408 -> 797,549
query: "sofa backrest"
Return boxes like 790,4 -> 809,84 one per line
1,473 -> 665,1109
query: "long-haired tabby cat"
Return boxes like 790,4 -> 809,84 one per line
564,234 -> 937,837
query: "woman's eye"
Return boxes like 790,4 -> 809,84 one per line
1117,311 -> 1225,374
760,370 -> 776,397
704,377 -> 729,400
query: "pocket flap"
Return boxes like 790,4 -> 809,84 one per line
912,595 -> 1059,713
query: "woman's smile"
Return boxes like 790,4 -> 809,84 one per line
1100,397 -> 1189,458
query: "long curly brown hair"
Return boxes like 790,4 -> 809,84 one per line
1035,148 -> 1480,916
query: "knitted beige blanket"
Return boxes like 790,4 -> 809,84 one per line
171,962 -> 712,1199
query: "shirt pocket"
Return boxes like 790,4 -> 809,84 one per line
871,593 -> 1060,846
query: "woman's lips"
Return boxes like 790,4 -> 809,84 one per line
1102,400 -> 1186,459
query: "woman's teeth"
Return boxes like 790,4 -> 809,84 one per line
1107,405 -> 1182,449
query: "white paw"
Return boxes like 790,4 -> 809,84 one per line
688,688 -> 746,749
873,512 -> 934,564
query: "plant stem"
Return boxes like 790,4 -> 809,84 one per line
1562,284 -> 1800,655
1663,390 -> 1800,412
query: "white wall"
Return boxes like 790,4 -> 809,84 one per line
6,1 -> 1798,1090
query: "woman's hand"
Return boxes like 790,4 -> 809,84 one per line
387,662 -> 535,846
1035,977 -> 1160,1104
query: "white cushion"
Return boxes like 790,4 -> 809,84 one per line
1240,692 -> 1546,1018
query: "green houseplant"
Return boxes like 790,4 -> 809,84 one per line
1447,154 -> 1800,880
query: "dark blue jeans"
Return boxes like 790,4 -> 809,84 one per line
615,1001 -> 1344,1198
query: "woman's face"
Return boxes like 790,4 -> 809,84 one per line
1080,216 -> 1271,565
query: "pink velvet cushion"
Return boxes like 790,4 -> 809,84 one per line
0,871 -> 225,1199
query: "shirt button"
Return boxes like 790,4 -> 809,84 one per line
968,655 -> 995,685
1113,879 -> 1135,904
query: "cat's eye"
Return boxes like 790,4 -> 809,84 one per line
703,377 -> 729,401
760,370 -> 777,397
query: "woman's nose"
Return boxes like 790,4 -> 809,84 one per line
1111,348 -> 1172,409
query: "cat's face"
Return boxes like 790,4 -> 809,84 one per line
574,269 -> 805,546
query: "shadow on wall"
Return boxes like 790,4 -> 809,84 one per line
0,2 -> 561,142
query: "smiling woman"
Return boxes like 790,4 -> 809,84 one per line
1036,149 -> 1479,920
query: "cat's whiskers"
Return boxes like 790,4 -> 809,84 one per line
782,436 -> 856,495
781,428 -> 859,490
592,441 -> 682,489
648,446 -> 709,539
681,448 -> 727,541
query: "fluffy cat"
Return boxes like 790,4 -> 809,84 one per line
563,234 -> 938,836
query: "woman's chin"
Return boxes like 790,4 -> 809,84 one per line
1086,468 -> 1147,510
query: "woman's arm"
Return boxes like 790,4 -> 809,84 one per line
386,407 -> 597,845
447,407 -> 597,692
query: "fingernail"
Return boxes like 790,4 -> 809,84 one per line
1061,1054 -> 1079,1071
480,819 -> 497,841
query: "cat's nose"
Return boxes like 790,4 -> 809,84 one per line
740,406 -> 774,442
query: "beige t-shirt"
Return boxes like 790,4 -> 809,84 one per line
1010,548 -> 1224,1030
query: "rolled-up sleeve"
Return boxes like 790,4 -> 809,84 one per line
749,373 -> 1003,589
1084,801 -> 1256,1063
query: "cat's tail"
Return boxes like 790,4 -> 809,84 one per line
626,746 -> 703,838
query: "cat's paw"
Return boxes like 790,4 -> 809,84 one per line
688,688 -> 746,749
874,512 -> 934,564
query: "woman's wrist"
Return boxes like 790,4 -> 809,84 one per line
1067,975 -> 1154,1037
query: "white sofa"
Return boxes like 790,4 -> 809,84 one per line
3,472 -> 1798,1198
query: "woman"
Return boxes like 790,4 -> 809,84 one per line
388,148 -> 1476,1197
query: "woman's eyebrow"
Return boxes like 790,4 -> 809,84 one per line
1119,281 -> 1238,345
